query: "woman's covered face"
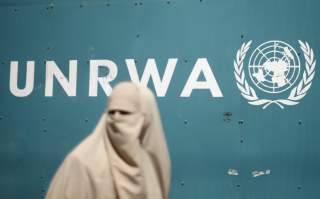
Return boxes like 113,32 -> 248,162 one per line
107,82 -> 140,118
106,82 -> 145,140
108,109 -> 132,120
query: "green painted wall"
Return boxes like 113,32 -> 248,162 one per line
0,0 -> 320,198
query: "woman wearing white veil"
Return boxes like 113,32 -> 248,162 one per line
46,82 -> 171,199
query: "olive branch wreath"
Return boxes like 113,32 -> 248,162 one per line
234,40 -> 316,109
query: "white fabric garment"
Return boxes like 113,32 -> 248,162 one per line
46,82 -> 171,199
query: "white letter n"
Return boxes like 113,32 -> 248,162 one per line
45,60 -> 77,97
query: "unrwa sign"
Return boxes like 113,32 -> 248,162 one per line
8,58 -> 223,97
6,40 -> 316,109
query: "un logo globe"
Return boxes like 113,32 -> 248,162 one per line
248,40 -> 301,94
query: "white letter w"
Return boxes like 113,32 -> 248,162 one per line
126,58 -> 177,97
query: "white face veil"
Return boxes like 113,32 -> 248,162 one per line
46,82 -> 171,199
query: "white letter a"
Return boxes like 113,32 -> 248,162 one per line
180,58 -> 223,97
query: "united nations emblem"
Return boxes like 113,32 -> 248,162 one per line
234,40 -> 316,109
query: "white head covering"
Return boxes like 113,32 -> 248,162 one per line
46,82 -> 171,199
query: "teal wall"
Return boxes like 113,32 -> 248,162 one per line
0,0 -> 320,198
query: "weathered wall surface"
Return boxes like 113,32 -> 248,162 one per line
0,0 -> 320,198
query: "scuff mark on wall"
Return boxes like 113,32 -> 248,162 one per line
251,169 -> 271,177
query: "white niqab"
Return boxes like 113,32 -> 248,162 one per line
46,82 -> 171,199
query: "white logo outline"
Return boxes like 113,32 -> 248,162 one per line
234,40 -> 316,109
248,40 -> 301,94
